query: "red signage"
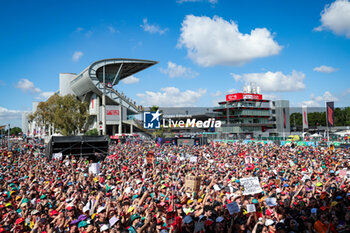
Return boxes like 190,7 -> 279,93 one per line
226,93 -> 263,101
106,110 -> 119,115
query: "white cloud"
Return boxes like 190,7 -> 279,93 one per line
178,15 -> 282,67
314,0 -> 350,38
159,61 -> 199,78
313,65 -> 338,73
136,87 -> 206,107
15,79 -> 41,93
231,70 -> 305,92
140,18 -> 168,35
15,79 -> 54,100
0,106 -> 22,121
343,88 -> 350,96
263,94 -> 280,100
211,91 -> 222,97
76,27 -> 84,32
0,80 -> 5,86
121,75 -> 140,84
35,91 -> 55,100
225,89 -> 237,94
177,0 -> 218,4
108,26 -> 116,33
302,91 -> 338,107
72,51 -> 83,61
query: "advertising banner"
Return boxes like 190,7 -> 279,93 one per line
226,93 -> 262,101
302,105 -> 308,129
326,102 -> 334,127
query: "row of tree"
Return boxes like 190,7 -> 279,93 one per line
29,94 -> 89,136
1,127 -> 22,136
290,107 -> 350,128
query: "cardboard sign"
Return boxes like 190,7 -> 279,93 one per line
265,198 -> 277,207
190,156 -> 198,163
247,204 -> 256,213
88,163 -> 100,175
240,177 -> 262,195
184,175 -> 201,193
227,202 -> 240,215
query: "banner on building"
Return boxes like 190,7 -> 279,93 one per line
302,105 -> 308,129
283,108 -> 286,129
326,102 -> 334,127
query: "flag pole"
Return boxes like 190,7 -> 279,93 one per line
325,102 -> 329,142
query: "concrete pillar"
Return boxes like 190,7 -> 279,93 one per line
118,103 -> 122,134
96,96 -> 101,134
112,125 -> 117,135
102,66 -> 106,135
130,124 -> 133,134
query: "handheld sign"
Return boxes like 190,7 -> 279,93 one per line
240,177 -> 262,195
265,198 -> 277,207
88,163 -> 100,175
190,156 -> 198,163
52,153 -> 62,160
146,151 -> 155,164
184,175 -> 201,193
247,204 -> 256,213
227,202 -> 240,215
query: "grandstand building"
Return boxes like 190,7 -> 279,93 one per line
23,58 -> 157,138
214,85 -> 290,139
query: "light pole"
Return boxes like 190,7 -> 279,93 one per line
7,124 -> 10,150
102,65 -> 106,135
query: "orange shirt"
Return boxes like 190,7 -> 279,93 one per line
314,220 -> 337,233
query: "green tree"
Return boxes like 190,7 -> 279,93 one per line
10,127 -> 22,136
290,112 -> 302,128
149,105 -> 159,112
4,127 -> 22,136
85,128 -> 98,136
30,94 -> 89,136
54,95 -> 89,135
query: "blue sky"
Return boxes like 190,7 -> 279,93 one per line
1,0 -> 350,127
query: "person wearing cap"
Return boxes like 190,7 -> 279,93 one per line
214,216 -> 227,233
77,220 -> 88,232
181,215 -> 194,233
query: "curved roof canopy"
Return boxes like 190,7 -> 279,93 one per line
89,58 -> 157,86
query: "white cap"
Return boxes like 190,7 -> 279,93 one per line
97,206 -> 106,213
83,205 -> 90,213
265,219 -> 275,226
100,224 -> 109,231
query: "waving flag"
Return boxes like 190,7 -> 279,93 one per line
326,102 -> 334,127
302,105 -> 308,129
